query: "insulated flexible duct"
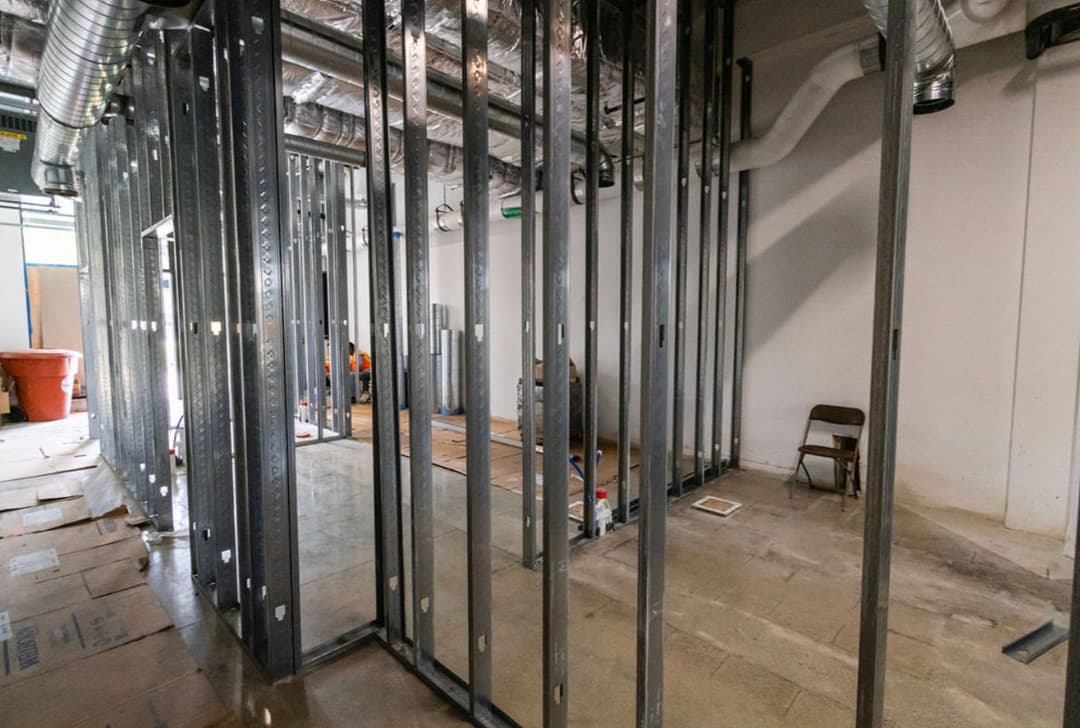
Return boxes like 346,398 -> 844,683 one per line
32,0 -> 151,195
284,100 -> 522,193
862,0 -> 957,113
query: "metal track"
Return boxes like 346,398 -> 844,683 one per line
542,0 -> 572,719
711,0 -> 735,474
693,0 -> 719,485
361,0 -> 407,647
462,0 -> 494,716
402,0 -> 436,673
636,0 -> 679,720
730,58 -> 752,469
615,0 -> 635,525
520,0 -> 539,568
855,0 -> 914,724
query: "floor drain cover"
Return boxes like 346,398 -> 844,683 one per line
692,495 -> 742,517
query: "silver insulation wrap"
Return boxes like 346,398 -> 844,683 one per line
284,100 -> 521,193
862,0 -> 956,112
32,0 -> 149,195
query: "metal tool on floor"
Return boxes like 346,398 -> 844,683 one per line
1002,620 -> 1069,664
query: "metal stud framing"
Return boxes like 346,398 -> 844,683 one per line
77,110 -> 174,533
462,0 -> 494,714
542,0 -> 572,719
361,0 -> 407,648
636,0 -> 679,724
582,0 -> 601,537
670,0 -> 692,499
520,0 -> 539,567
729,57 -> 752,469
616,0 -> 635,525
1067,500 -> 1080,722
711,0 -> 735,474
402,0 -> 436,673
855,0 -> 914,725
215,0 -> 301,679
693,0 -> 719,485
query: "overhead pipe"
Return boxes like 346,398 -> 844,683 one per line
32,0 -> 150,195
284,100 -> 522,193
31,0 -> 186,196
710,0 -> 1018,175
728,38 -> 880,175
279,12 -> 593,161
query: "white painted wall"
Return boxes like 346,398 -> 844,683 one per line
421,25 -> 1080,539
0,208 -> 30,353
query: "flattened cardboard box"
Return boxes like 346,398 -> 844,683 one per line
0,517 -> 138,568
70,671 -> 231,728
0,497 -> 92,538
0,555 -> 147,623
0,584 -> 171,685
0,630 -> 198,728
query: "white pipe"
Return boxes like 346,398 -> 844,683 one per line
728,0 -> 1021,174
730,40 -> 873,174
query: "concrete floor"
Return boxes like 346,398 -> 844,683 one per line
141,443 -> 1074,727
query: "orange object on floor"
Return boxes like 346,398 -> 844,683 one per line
0,349 -> 82,422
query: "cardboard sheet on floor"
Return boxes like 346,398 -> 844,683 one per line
35,476 -> 85,502
0,487 -> 40,512
1,537 -> 147,588
0,584 -> 173,685
0,630 -> 201,728
0,518 -> 142,587
77,465 -> 128,518
70,671 -> 231,728
0,497 -> 92,538
0,571 -> 92,623
0,554 -> 146,624
81,558 -> 146,598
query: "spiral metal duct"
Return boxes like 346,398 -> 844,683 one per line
31,0 -> 150,195
862,0 -> 956,113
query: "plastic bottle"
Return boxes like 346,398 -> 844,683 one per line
595,488 -> 613,535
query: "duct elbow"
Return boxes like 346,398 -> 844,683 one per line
914,66 -> 955,115
862,0 -> 956,114
32,159 -> 78,198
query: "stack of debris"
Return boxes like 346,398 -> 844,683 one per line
0,466 -> 233,728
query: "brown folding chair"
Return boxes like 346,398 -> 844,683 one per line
789,404 -> 865,510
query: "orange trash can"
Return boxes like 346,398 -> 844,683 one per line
0,349 -> 82,422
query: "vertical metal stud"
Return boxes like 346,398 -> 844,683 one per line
1066,494 -> 1080,722
693,0 -> 718,485
636,0 -> 679,720
710,0 -> 735,474
543,0 -> 572,719
729,58 -> 752,469
616,0 -> 635,525
402,0 -> 436,671
327,163 -> 351,436
670,0 -> 691,498
167,27 -> 222,594
462,0 -> 493,716
582,0 -> 600,537
193,23 -> 238,607
215,0 -> 301,679
855,0 -> 914,724
361,0 -> 406,646
143,232 -> 173,530
520,0 -> 539,567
